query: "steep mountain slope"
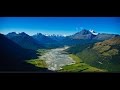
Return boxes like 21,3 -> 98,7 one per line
64,29 -> 97,46
68,29 -> 118,41
0,33 -> 54,72
6,32 -> 44,50
92,36 -> 120,57
67,36 -> 120,72
69,29 -> 97,40
0,33 -> 38,71
93,33 -> 118,40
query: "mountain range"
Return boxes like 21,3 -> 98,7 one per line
32,33 -> 65,48
6,32 -> 44,50
5,29 -> 119,48
1,29 -> 120,72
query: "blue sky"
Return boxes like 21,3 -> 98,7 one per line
0,17 -> 120,36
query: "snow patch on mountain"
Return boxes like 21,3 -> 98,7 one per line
89,29 -> 98,35
44,34 -> 66,37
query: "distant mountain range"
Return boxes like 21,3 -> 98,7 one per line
6,32 -> 44,50
32,33 -> 56,44
47,34 -> 66,41
33,33 -> 66,43
32,33 -> 65,48
4,29 -> 120,49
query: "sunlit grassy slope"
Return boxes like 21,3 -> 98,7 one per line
26,49 -> 47,68
26,59 -> 47,68
66,36 -> 120,72
59,54 -> 106,72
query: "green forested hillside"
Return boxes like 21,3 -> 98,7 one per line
66,36 -> 120,72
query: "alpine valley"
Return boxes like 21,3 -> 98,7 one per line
1,29 -> 120,72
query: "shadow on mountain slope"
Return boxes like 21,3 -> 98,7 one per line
0,33 -> 54,72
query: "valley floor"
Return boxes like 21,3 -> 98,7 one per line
26,46 -> 106,72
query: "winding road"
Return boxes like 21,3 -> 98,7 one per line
39,46 -> 75,71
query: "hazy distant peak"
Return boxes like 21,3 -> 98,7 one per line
63,35 -> 67,37
47,34 -> 66,37
18,32 -> 29,37
7,32 -> 17,35
44,34 -> 49,36
19,32 -> 26,34
36,33 -> 43,35
6,32 -> 18,37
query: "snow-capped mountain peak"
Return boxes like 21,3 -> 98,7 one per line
44,34 -> 66,37
44,34 -> 49,36
89,29 -> 98,35
63,34 -> 67,37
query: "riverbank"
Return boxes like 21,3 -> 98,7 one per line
59,54 -> 106,72
26,46 -> 106,72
